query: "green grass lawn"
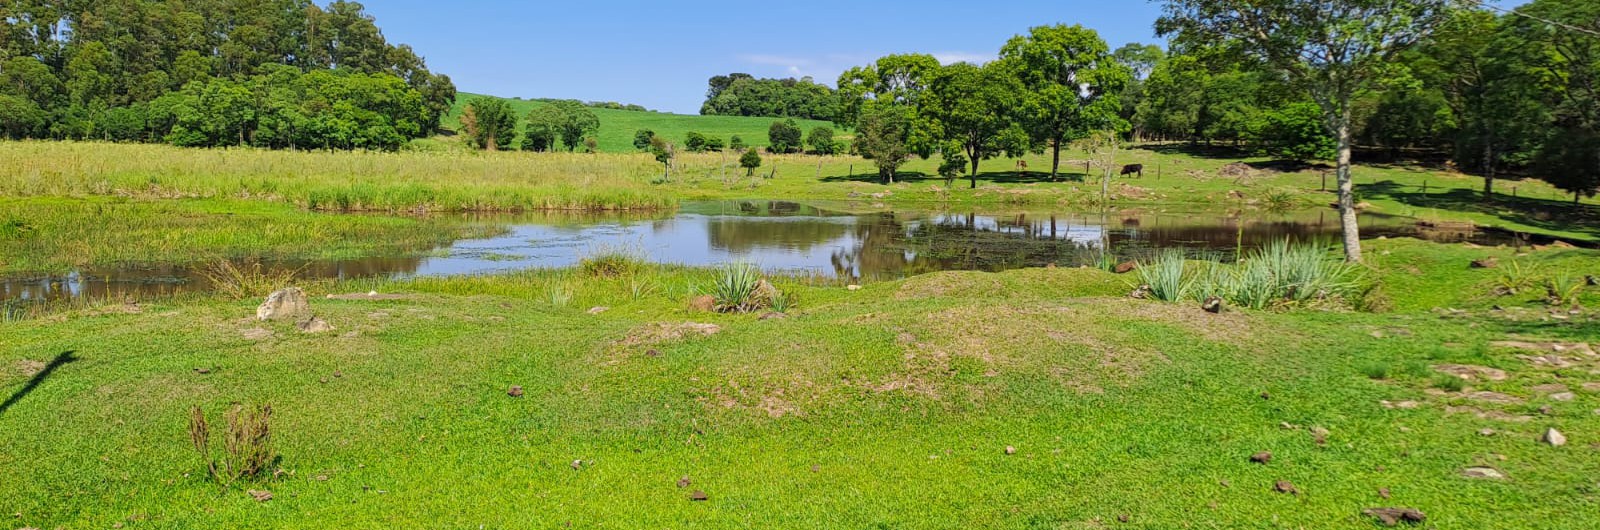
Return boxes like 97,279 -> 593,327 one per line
441,93 -> 837,153
2,239 -> 1598,527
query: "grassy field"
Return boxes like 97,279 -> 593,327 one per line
0,197 -> 500,275
440,93 -> 837,153
2,238 -> 1597,527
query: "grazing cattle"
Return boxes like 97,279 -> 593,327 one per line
1016,160 -> 1029,173
1120,164 -> 1144,178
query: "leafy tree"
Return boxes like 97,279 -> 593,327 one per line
768,119 -> 803,153
702,74 -> 839,120
703,135 -> 725,152
936,143 -> 969,187
550,100 -> 599,152
1252,102 -> 1336,162
739,147 -> 763,176
523,105 -> 565,152
463,97 -> 517,151
685,131 -> 711,153
729,135 -> 746,151
632,129 -> 656,151
1505,0 -> 1600,204
1157,0 -> 1455,263
1000,25 -> 1132,180
806,127 -> 837,155
0,94 -> 46,139
853,104 -> 917,183
649,135 -> 675,179
926,61 -> 1029,187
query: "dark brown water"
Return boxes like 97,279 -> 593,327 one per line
0,201 -> 1558,303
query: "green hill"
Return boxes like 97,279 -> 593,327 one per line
443,93 -> 836,153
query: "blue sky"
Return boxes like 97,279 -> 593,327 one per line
360,0 -> 1529,115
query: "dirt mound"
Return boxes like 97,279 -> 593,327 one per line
1219,162 -> 1255,178
615,322 -> 721,348
895,271 -> 1005,300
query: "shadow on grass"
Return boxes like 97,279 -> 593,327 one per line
820,169 -> 1091,186
0,350 -> 77,416
1358,180 -> 1600,242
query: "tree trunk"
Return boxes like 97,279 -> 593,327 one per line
1335,119 -> 1363,263
1050,138 -> 1062,181
969,148 -> 981,189
1482,140 -> 1495,202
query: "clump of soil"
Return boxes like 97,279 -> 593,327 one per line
615,322 -> 721,348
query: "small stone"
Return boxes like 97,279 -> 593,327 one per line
1117,514 -> 1130,523
1539,405 -> 1555,415
1470,257 -> 1499,269
1479,428 -> 1496,437
248,490 -> 272,502
1275,480 -> 1298,495
1551,392 -> 1576,402
315,474 -> 328,482
297,317 -> 335,334
1114,261 -> 1138,274
319,377 -> 328,384
1378,487 -> 1391,499
1219,479 -> 1231,488
1364,507 -> 1426,526
1250,451 -> 1272,464
1461,467 -> 1505,479
570,460 -> 583,470
1381,400 -> 1420,410
587,306 -> 609,315
333,370 -> 343,378
508,385 -> 524,398
810,465 -> 820,473
1004,446 -> 1017,455
257,288 -> 311,321
1280,422 -> 1300,431
846,285 -> 862,291
194,367 -> 211,374
689,490 -> 709,501
1259,392 -> 1271,400
1544,428 -> 1567,447
645,349 -> 662,357
676,476 -> 691,488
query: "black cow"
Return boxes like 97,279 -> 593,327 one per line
1119,164 -> 1144,178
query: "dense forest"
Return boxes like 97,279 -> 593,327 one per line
700,74 -> 839,121
0,0 -> 454,150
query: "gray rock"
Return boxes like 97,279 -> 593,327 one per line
297,317 -> 335,334
1550,392 -> 1577,402
1461,467 -> 1505,479
257,288 -> 310,321
1543,428 -> 1567,447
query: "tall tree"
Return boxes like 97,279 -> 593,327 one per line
1506,0 -> 1600,204
837,54 -> 941,183
463,97 -> 516,151
925,61 -> 1028,188
1000,25 -> 1131,181
550,100 -> 598,152
1157,0 -> 1454,263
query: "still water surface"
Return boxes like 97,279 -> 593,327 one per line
0,201 -> 1546,302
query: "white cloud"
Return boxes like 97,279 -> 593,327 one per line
932,51 -> 994,65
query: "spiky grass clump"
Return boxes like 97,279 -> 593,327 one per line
199,260 -> 301,300
710,263 -> 765,313
1135,250 -> 1193,302
189,404 -> 276,486
579,245 -> 648,278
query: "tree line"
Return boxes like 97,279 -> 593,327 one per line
1135,0 -> 1598,208
0,0 -> 454,150
700,74 -> 839,121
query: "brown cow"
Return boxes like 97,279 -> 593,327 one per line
1120,164 -> 1144,178
1016,160 -> 1029,173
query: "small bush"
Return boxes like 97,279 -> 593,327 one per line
1359,362 -> 1390,380
1493,260 -> 1535,296
189,403 -> 276,486
1430,374 -> 1466,392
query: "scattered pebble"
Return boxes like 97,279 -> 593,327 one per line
1117,514 -> 1130,523
645,349 -> 662,357
676,476 -> 691,488
1274,480 -> 1298,495
689,490 -> 709,501
587,306 -> 609,315
1259,392 -> 1271,400
570,460 -> 583,470
1478,428 -> 1496,437
247,490 -> 272,502
846,285 -> 862,291
1250,452 -> 1272,464
1544,428 -> 1567,447
1461,467 -> 1505,479
1378,487 -> 1391,499
1004,446 -> 1017,455
508,385 -> 524,398
1364,507 -> 1426,526
193,368 -> 211,374
1551,392 -> 1576,402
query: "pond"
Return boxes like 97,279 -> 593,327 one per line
0,200 -> 1556,302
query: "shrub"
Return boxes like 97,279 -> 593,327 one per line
1493,259 -> 1535,296
1430,374 -> 1466,392
768,119 -> 803,153
711,263 -> 764,312
1359,362 -> 1391,380
579,246 -> 646,278
729,135 -> 746,150
739,148 -> 763,176
189,403 -> 276,486
1547,273 -> 1585,308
